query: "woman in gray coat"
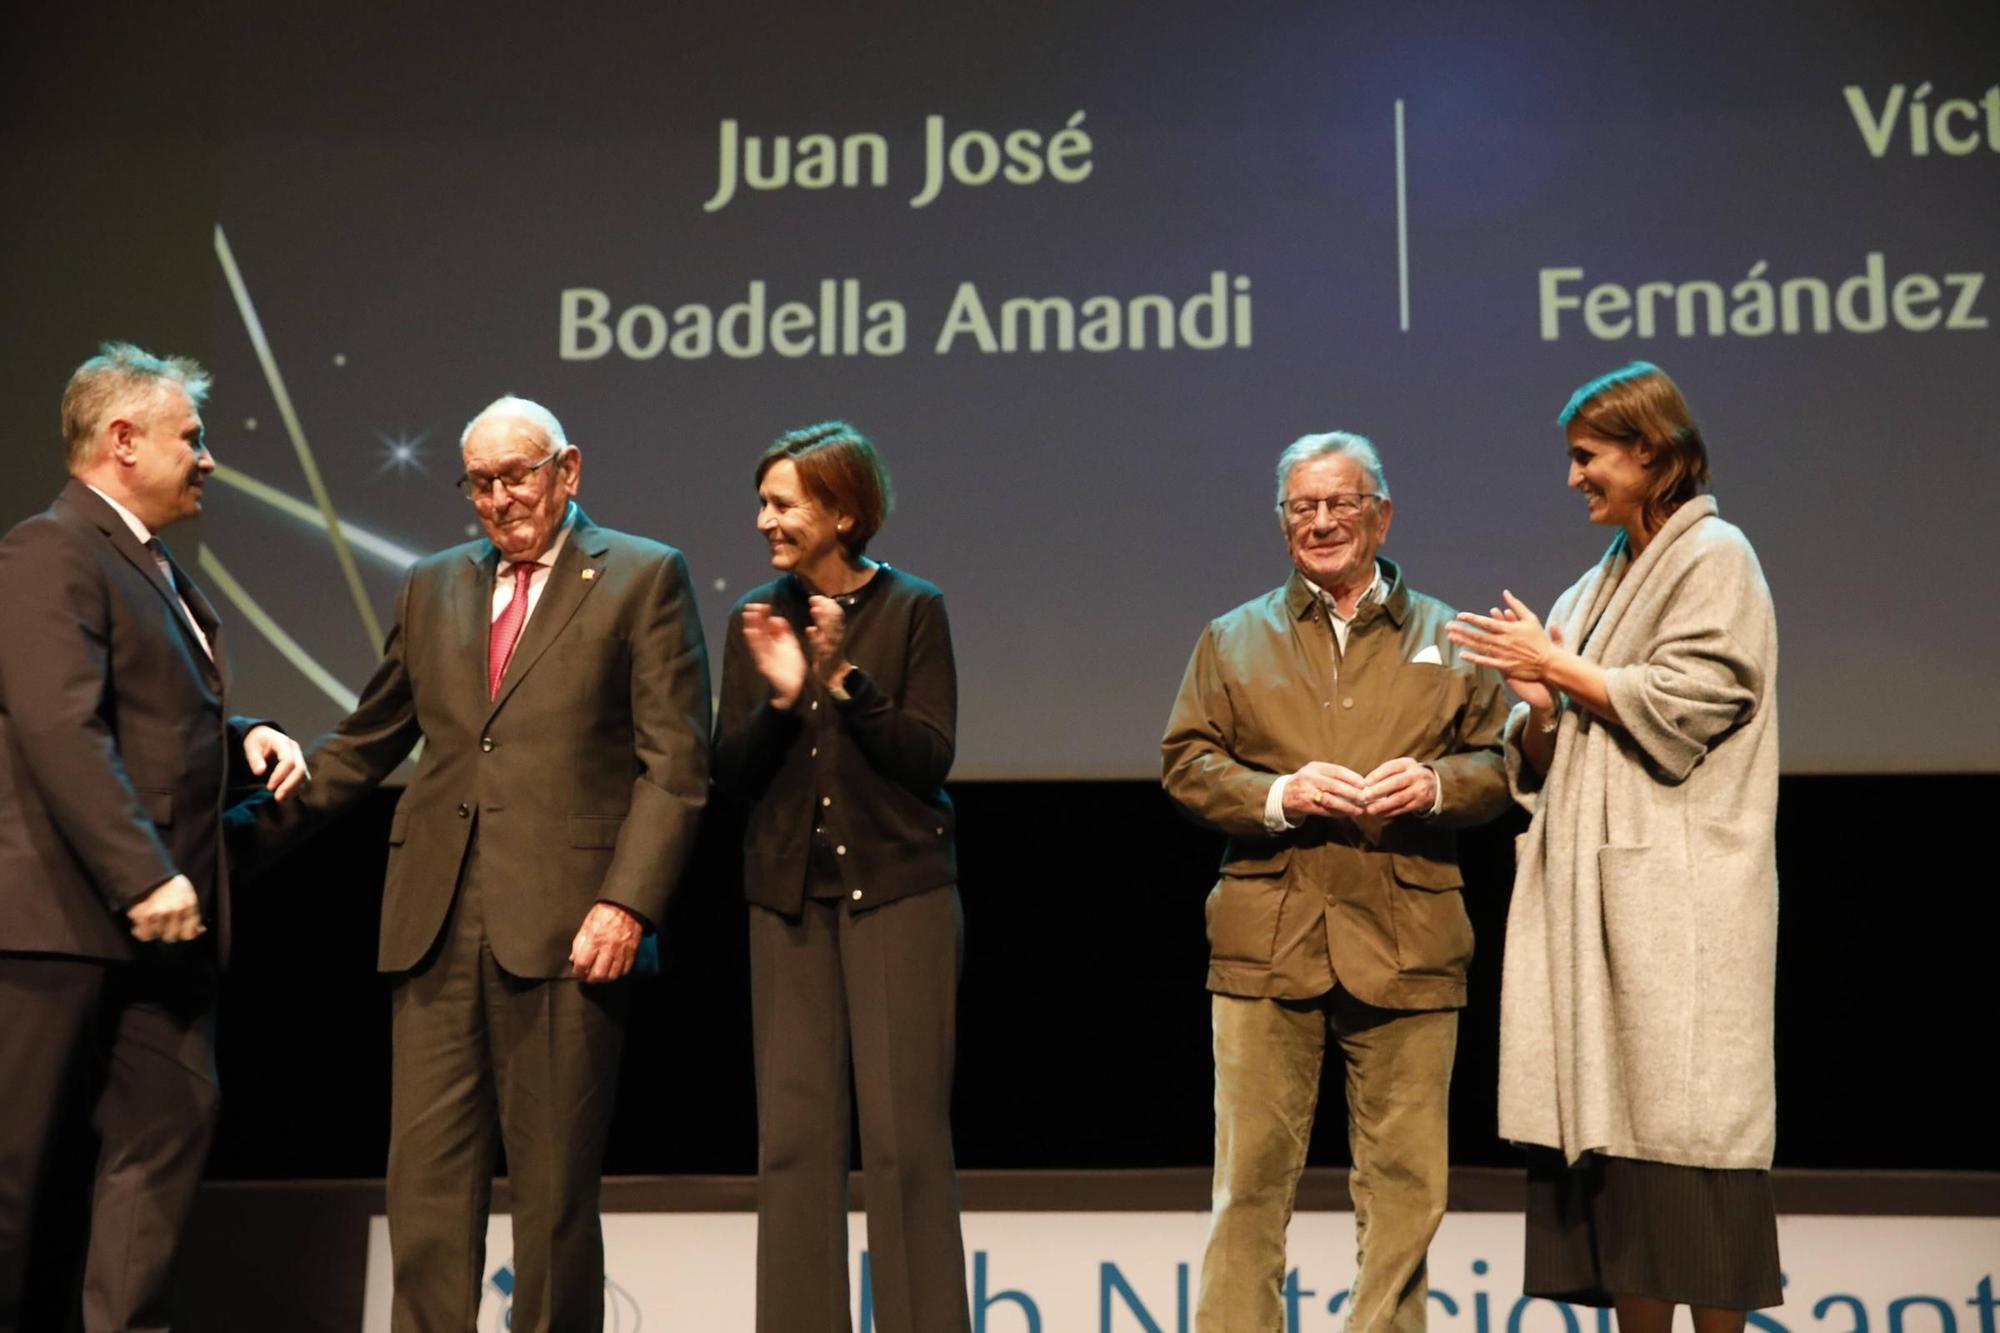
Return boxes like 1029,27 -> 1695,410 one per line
1448,363 -> 1781,1333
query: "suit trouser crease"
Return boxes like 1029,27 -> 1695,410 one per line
0,955 -> 218,1333
387,836 -> 626,1333
85,983 -> 221,1333
750,888 -> 970,1333
1199,990 -> 1456,1333
0,959 -> 101,1331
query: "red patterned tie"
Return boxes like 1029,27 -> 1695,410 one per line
487,561 -> 538,699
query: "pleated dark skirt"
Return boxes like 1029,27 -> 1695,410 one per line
1523,1149 -> 1783,1311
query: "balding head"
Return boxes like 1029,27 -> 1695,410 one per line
459,395 -> 580,561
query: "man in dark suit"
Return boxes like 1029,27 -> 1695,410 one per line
238,395 -> 711,1332
0,342 -> 307,1333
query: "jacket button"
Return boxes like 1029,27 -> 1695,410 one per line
936,826 -> 945,835
850,889 -> 863,901
810,746 -> 818,757
456,803 -> 470,818
835,844 -> 847,856
1342,697 -> 1355,709
821,796 -> 831,807
481,737 -> 494,752
810,700 -> 818,711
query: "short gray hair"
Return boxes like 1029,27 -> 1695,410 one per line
1274,430 -> 1390,508
461,395 -> 570,452
62,342 -> 212,470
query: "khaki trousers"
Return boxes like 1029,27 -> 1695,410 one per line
1199,990 -> 1457,1333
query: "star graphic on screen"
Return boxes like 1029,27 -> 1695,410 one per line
376,429 -> 429,477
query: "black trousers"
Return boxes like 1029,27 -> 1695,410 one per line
749,886 -> 970,1333
0,950 -> 219,1333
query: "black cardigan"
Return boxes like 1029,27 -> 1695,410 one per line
713,565 -> 957,915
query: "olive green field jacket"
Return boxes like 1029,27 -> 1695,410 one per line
1162,560 -> 1509,1008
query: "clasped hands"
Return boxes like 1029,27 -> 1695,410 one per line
1284,756 -> 1436,822
741,597 -> 852,708
127,723 -> 310,944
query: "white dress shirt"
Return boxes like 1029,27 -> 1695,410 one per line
488,503 -> 577,628
86,485 -> 214,660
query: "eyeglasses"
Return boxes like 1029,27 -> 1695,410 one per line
456,450 -> 563,502
1280,492 -> 1380,525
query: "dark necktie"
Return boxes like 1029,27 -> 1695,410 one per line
147,537 -> 214,661
487,561 -> 538,699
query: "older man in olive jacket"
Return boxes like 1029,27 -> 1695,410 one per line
1162,432 -> 1509,1333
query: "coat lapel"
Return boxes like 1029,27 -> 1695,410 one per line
1570,496 -> 1717,666
465,542 -> 502,704
487,510 -> 609,716
60,482 -> 222,689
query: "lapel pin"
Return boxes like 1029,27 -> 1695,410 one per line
581,568 -> 597,581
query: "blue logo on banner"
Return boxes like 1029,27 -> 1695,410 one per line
485,1262 -> 644,1331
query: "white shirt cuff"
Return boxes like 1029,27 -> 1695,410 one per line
1264,774 -> 1295,832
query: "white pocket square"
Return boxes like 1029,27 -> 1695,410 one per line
1410,644 -> 1444,666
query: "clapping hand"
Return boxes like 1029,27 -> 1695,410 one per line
742,603 -> 808,709
1447,591 -> 1562,712
804,595 -> 853,690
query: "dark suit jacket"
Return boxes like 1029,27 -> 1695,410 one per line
237,507 -> 711,977
0,480 -> 259,963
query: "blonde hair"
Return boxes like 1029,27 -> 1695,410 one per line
62,342 -> 211,470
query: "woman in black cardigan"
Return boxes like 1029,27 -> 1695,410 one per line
714,422 -> 970,1333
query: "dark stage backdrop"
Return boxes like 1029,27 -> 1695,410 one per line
4,2 -> 1998,777
203,775 -> 1998,1181
4,0 -> 1998,1186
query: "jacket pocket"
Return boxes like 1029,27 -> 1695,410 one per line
1390,852 -> 1473,974
1389,851 -> 1463,892
1205,862 -> 1289,965
569,815 -> 625,849
1220,843 -> 1292,877
1597,843 -> 1696,1123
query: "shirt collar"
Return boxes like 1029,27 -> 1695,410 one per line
507,502 -> 577,570
1303,570 -> 1386,621
84,484 -> 155,546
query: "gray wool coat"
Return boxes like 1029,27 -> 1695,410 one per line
1498,496 -> 1780,1169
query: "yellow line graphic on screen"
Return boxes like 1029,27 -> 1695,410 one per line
209,465 -> 422,569
214,223 -> 385,651
198,544 -> 360,713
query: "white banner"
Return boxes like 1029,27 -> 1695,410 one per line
361,1211 -> 2000,1332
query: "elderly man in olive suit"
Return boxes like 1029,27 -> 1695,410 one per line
1163,431 -> 1509,1333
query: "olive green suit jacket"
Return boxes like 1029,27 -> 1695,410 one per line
1162,559 -> 1509,1009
